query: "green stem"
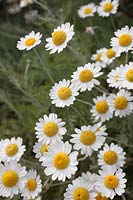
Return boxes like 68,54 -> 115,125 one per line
110,14 -> 116,31
76,98 -> 92,106
33,48 -> 54,83
125,52 -> 128,64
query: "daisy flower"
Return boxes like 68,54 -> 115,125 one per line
35,113 -> 67,144
70,123 -> 107,156
20,0 -> 34,8
119,62 -> 133,89
95,168 -> 127,199
78,3 -> 97,18
110,26 -> 133,53
107,65 -> 124,89
97,0 -> 119,17
108,89 -> 133,118
0,137 -> 26,162
33,141 -> 49,160
71,63 -> 103,92
91,48 -> 107,68
45,22 -> 74,54
81,171 -> 97,189
98,143 -> 126,170
64,176 -> 96,200
17,31 -> 42,51
21,170 -> 42,199
101,48 -> 120,65
49,79 -> 79,108
90,94 -> 113,122
0,161 -> 27,198
95,192 -> 109,200
40,141 -> 78,182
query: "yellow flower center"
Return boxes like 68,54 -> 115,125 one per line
80,131 -> 96,145
104,175 -> 119,189
119,34 -> 132,47
2,170 -> 19,187
53,152 -> 70,169
43,122 -> 58,137
58,86 -> 72,100
97,53 -> 102,62
103,150 -> 118,165
26,178 -> 37,191
5,144 -> 18,157
52,31 -> 67,46
115,75 -> 119,82
103,3 -> 113,12
79,69 -> 94,83
126,69 -> 133,82
25,38 -> 36,46
96,193 -> 108,200
84,8 -> 92,15
41,145 -> 48,154
106,49 -> 116,59
73,187 -> 89,200
96,100 -> 108,114
114,96 -> 128,110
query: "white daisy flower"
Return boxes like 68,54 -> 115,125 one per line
70,123 -> 107,156
90,94 -> 113,122
71,63 -> 103,92
17,31 -> 42,51
101,48 -> 120,65
108,89 -> 133,118
35,113 -> 67,144
78,3 -> 97,18
45,22 -> 74,54
107,65 -> 124,89
33,141 -> 49,160
91,48 -> 107,68
20,0 -> 34,8
23,196 -> 41,200
40,141 -> 78,182
64,176 -> 96,200
49,79 -> 79,108
95,168 -> 127,199
97,0 -> 119,17
81,171 -> 98,190
95,192 -> 109,200
119,62 -> 133,89
0,161 -> 27,198
0,137 -> 26,162
21,170 -> 42,199
98,143 -> 126,170
110,26 -> 133,53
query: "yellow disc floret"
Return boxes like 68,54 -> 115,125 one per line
104,175 -> 119,189
73,187 -> 89,200
6,144 -> 18,157
97,53 -> 102,62
52,31 -> 67,46
58,86 -> 72,100
96,192 -> 108,200
119,34 -> 132,47
54,152 -> 70,169
26,178 -> 37,191
103,150 -> 118,165
41,145 -> 48,154
103,3 -> 113,12
80,131 -> 96,145
114,96 -> 128,110
106,49 -> 116,59
43,122 -> 58,137
126,69 -> 133,82
2,170 -> 19,187
79,69 -> 94,83
96,100 -> 108,114
84,8 -> 92,15
25,38 -> 36,46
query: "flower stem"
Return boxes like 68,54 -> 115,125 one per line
110,14 -> 116,31
33,48 -> 54,83
125,52 -> 128,64
76,98 -> 92,106
122,195 -> 126,200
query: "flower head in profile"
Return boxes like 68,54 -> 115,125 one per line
20,0 -> 34,8
91,48 -> 107,68
97,0 -> 119,17
101,48 -> 120,65
17,31 -> 42,51
78,3 -> 97,18
45,22 -> 74,54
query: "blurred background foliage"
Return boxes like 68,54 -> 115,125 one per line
0,0 -> 133,199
